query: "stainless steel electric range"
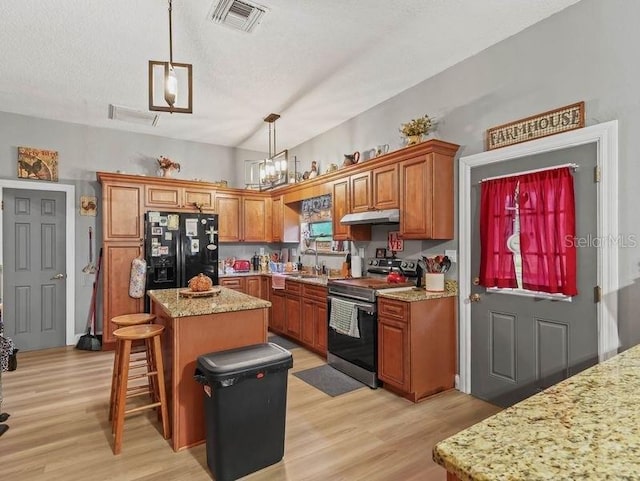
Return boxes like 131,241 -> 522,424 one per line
326,258 -> 422,388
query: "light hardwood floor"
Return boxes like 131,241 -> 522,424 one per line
0,345 -> 500,481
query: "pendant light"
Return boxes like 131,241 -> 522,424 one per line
259,113 -> 288,191
149,0 -> 193,114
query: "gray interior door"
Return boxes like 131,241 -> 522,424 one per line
470,144 -> 598,407
3,189 -> 66,351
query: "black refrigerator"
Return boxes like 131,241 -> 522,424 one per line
144,212 -> 219,294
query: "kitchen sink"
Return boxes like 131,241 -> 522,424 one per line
282,272 -> 321,279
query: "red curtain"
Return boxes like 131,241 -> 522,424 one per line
479,176 -> 519,288
518,167 -> 577,295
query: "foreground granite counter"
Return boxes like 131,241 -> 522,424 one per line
148,287 -> 269,451
433,345 -> 640,480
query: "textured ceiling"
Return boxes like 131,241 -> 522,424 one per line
0,0 -> 581,152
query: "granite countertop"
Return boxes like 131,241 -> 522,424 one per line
433,344 -> 640,480
221,271 -> 331,287
377,280 -> 458,302
147,287 -> 271,318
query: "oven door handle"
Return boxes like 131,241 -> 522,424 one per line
328,295 -> 377,314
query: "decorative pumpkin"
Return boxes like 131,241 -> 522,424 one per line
188,273 -> 213,292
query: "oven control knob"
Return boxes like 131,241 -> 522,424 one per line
407,262 -> 415,269
401,262 -> 408,268
369,259 -> 375,266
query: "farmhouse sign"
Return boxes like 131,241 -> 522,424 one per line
486,101 -> 585,150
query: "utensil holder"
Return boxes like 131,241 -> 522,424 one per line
424,273 -> 445,292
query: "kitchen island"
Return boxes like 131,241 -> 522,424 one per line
433,344 -> 640,480
148,287 -> 270,451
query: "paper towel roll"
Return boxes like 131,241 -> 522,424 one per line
351,256 -> 362,278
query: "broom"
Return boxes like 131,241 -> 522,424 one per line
76,247 -> 103,351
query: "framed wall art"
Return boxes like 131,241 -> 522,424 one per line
18,146 -> 59,181
80,195 -> 97,216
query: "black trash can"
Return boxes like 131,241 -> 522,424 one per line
194,342 -> 293,481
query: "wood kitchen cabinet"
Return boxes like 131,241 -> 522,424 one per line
219,277 -> 244,292
215,192 -> 272,242
144,185 -> 215,212
301,284 -> 328,355
332,179 -> 371,241
245,276 -> 261,297
285,280 -> 302,337
98,174 -> 146,349
102,182 -> 143,241
270,288 -> 286,334
101,242 -> 145,346
272,195 -> 283,242
219,275 -> 262,297
372,163 -> 399,210
399,148 -> 454,239
271,195 -> 300,243
378,295 -> 456,402
350,164 -> 399,213
350,171 -> 372,213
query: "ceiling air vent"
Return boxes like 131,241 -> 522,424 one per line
208,0 -> 268,33
108,104 -> 159,127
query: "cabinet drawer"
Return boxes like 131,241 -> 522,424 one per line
285,280 -> 302,295
378,298 -> 409,322
219,277 -> 244,291
302,284 -> 328,301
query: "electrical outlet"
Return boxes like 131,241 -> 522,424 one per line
445,249 -> 457,263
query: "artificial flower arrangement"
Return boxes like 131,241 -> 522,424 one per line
399,114 -> 433,137
157,156 -> 181,172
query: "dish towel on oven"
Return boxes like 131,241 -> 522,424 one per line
329,298 -> 360,338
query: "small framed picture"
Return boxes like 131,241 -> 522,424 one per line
151,226 -> 163,235
376,248 -> 387,258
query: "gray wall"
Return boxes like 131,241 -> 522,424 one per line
4,0 -> 640,349
0,112 -> 265,335
285,0 -> 640,350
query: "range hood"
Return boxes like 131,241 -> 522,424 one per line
340,209 -> 400,225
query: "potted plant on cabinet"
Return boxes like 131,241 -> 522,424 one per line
400,114 -> 432,145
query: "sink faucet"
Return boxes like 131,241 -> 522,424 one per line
304,248 -> 321,275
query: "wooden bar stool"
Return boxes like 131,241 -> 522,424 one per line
109,313 -> 156,423
111,324 -> 169,455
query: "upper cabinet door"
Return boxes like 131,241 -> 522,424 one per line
372,164 -> 399,210
332,179 -> 371,241
183,187 -> 215,211
350,171 -> 372,213
399,152 -> 453,239
103,183 -> 142,241
332,179 -> 350,240
272,195 -> 283,243
243,196 -> 271,242
216,193 -> 242,242
145,185 -> 181,209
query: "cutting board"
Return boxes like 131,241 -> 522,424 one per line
178,287 -> 221,298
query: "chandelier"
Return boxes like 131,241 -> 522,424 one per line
259,113 -> 288,190
149,0 -> 193,114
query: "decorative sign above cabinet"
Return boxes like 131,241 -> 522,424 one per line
486,101 -> 584,151
302,194 -> 331,222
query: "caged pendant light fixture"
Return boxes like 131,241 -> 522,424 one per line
259,113 -> 288,191
149,0 -> 193,114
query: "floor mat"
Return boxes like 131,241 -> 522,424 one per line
268,334 -> 301,350
293,364 -> 366,397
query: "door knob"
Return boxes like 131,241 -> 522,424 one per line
469,293 -> 481,302
51,273 -> 65,280
473,277 -> 480,285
